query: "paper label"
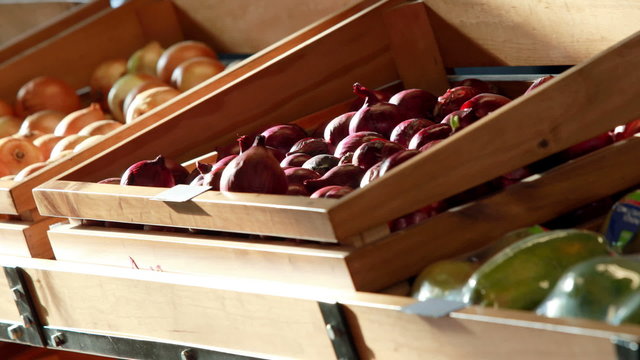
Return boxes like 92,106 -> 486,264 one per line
604,202 -> 640,252
150,185 -> 212,203
401,298 -> 467,318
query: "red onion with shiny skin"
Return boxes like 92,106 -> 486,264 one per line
261,124 -> 307,154
121,155 -> 176,187
334,131 -> 383,158
418,139 -> 443,152
451,78 -> 497,94
460,93 -> 511,119
288,137 -> 330,156
360,161 -> 382,187
304,164 -> 365,193
280,153 -> 311,167
349,100 -> 405,139
408,124 -> 452,150
352,139 -> 404,170
524,75 -> 555,94
390,202 -> 446,232
187,162 -> 213,186
163,157 -> 190,184
338,152 -> 354,165
324,112 -> 355,147
433,86 -> 481,119
378,150 -> 420,177
219,135 -> 287,194
287,184 -> 310,196
440,109 -> 478,133
559,132 -> 614,161
390,118 -> 435,147
389,89 -> 437,120
302,154 -> 339,176
284,167 -> 320,186
350,83 -> 390,110
310,185 -> 354,199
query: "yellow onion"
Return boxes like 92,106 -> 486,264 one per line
54,103 -> 105,137
89,58 -> 127,101
0,137 -> 44,175
78,119 -> 122,136
15,76 -> 80,117
0,116 -> 24,138
49,134 -> 89,160
14,161 -> 48,181
33,134 -> 64,160
107,73 -> 158,122
122,79 -> 166,115
127,41 -> 164,75
156,41 -> 217,83
171,57 -> 225,91
0,100 -> 13,117
73,135 -> 105,153
125,86 -> 180,123
20,110 -> 65,134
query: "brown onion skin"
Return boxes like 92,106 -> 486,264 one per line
261,124 -> 307,154
324,112 -> 355,147
352,140 -> 404,170
310,185 -> 354,199
16,76 -> 80,117
302,154 -> 339,176
408,124 -> 452,150
220,135 -> 287,194
389,89 -> 437,120
349,101 -> 406,139
284,167 -> 320,186
334,131 -> 383,158
459,93 -> 511,119
378,150 -> 420,177
171,56 -> 226,91
120,155 -> 176,188
288,137 -> 330,157
451,78 -> 498,94
280,153 -> 311,168
440,109 -> 478,133
389,118 -> 435,148
360,161 -> 382,188
156,41 -> 218,83
433,86 -> 481,120
524,75 -> 555,94
20,110 -> 66,134
304,164 -> 365,193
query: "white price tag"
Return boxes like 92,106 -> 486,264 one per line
151,185 -> 212,203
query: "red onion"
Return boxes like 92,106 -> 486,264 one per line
433,86 -> 481,120
408,124 -> 452,150
460,93 -> 511,119
390,118 -> 435,147
324,112 -> 355,147
389,89 -> 437,120
304,164 -> 365,193
338,152 -> 354,165
121,155 -> 176,187
302,154 -> 339,176
524,75 -> 555,94
310,185 -> 354,199
390,202 -> 445,232
187,162 -> 212,186
349,100 -> 406,139
215,154 -> 239,168
201,155 -> 237,189
451,78 -> 498,94
418,139 -> 443,152
614,118 -> 640,142
352,139 -> 404,170
351,83 -> 390,110
440,109 -> 478,133
334,131 -> 383,158
164,157 -> 190,184
494,167 -> 533,189
559,132 -> 614,161
445,182 -> 497,208
284,167 -> 320,186
261,124 -> 307,154
280,153 -> 311,167
378,150 -> 420,177
360,162 -> 382,187
287,184 -> 310,196
288,137 -> 330,156
219,135 -> 287,194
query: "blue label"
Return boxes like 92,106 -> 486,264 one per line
604,202 -> 640,253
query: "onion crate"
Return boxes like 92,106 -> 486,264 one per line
34,0 -> 640,291
0,0 -> 367,258
1,256 -> 639,360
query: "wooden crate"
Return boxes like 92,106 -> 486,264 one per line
32,0 -> 640,289
0,0 -> 369,257
1,255 -> 639,360
0,1 -> 110,64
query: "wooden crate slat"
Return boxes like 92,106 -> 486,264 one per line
0,181 -> 18,214
0,268 -> 21,323
0,221 -> 32,258
424,0 -> 640,67
346,135 -> 640,291
48,223 -> 356,290
329,30 -> 640,241
35,181 -> 342,242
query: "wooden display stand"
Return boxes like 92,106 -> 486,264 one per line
0,0 -> 367,258
32,0 -> 640,292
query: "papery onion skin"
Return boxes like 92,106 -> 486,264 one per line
127,41 -> 164,76
287,184 -> 310,196
78,119 -> 122,136
125,86 -> 180,124
107,73 -> 157,123
280,153 -> 311,168
0,137 -> 45,175
20,110 -> 65,134
156,41 -> 218,83
90,59 -> 127,101
284,167 -> 320,186
310,185 -> 353,199
32,134 -> 64,160
15,76 -> 81,117
390,118 -> 435,148
324,112 -> 355,147
408,123 -> 452,150
302,154 -> 339,176
0,116 -> 24,138
338,152 -> 354,165
433,86 -> 481,120
349,101 -> 405,139
288,137 -> 330,157
389,89 -> 437,120
54,103 -> 105,137
49,135 -> 89,160
219,135 -> 287,194
350,83 -> 390,110
334,131 -> 383,158
261,124 -> 308,154
352,140 -> 404,170
304,164 -> 365,193
120,155 -> 176,188
122,79 -> 166,115
171,56 -> 226,91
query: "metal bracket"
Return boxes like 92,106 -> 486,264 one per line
318,301 -> 360,360
3,266 -> 45,347
614,337 -> 640,360
42,327 -> 264,360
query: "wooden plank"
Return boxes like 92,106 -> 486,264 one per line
23,217 -> 62,259
346,134 -> 640,291
17,260 -> 337,360
0,269 -> 21,323
329,30 -> 640,241
0,221 -> 33,257
11,0 -> 395,214
0,0 -> 110,64
424,0 -> 640,67
384,1 -> 448,94
48,223 -> 356,289
0,181 -> 18,215
343,295 -> 638,360
35,181 -> 341,242
0,2 -> 77,49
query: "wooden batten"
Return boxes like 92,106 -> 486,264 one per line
0,217 -> 60,258
0,269 -> 21,323
328,30 -> 640,241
